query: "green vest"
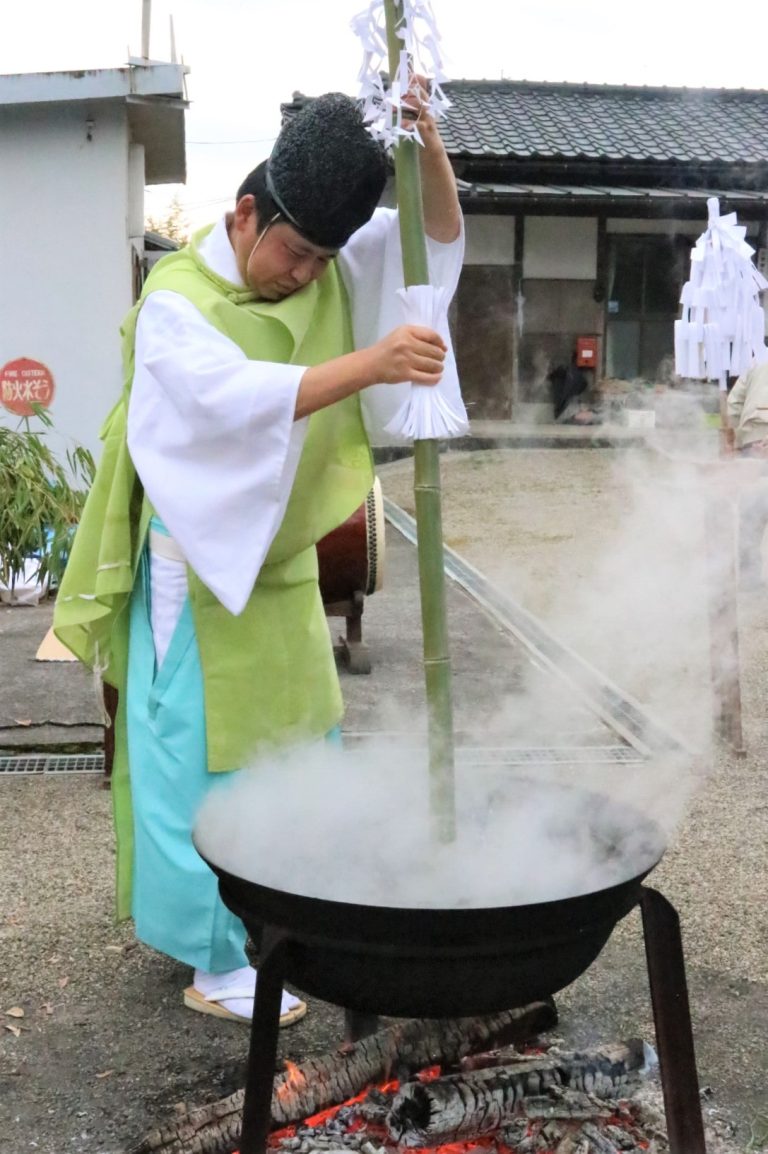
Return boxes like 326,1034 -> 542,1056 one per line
54,225 -> 373,916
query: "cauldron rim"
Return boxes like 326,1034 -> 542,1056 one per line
199,849 -> 664,1015
195,776 -> 667,1015
199,848 -> 664,921
193,773 -> 667,917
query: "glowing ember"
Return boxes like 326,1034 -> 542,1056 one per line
271,1076 -> 401,1142
247,1042 -> 663,1154
405,1141 -> 508,1154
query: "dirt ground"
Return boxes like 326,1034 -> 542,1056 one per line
2,445 -> 766,1153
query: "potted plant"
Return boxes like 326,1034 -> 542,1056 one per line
0,407 -> 94,604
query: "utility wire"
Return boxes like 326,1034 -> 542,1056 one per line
174,197 -> 234,210
187,137 -> 277,145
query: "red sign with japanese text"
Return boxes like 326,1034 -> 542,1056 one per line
0,358 -> 56,417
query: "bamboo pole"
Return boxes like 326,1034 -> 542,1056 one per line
383,0 -> 456,842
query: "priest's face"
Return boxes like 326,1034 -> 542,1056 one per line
230,196 -> 337,300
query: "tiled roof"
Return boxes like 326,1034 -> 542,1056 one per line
440,80 -> 768,166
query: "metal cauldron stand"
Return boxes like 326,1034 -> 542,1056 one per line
235,887 -> 706,1154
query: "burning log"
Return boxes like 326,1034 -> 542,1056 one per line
386,1040 -> 646,1147
130,1002 -> 556,1154
269,1090 -> 662,1154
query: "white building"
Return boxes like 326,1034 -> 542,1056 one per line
0,63 -> 187,461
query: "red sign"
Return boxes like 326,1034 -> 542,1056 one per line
0,358 -> 56,417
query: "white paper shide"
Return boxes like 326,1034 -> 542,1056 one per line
352,1 -> 468,440
675,197 -> 768,389
384,285 -> 469,440
351,0 -> 451,149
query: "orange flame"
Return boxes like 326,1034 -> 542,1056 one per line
285,1060 -> 306,1089
275,1059 -> 307,1101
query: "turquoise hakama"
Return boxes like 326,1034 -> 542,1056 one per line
126,536 -> 248,972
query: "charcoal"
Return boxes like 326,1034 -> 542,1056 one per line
522,1091 -> 610,1121
604,1124 -> 639,1149
500,1116 -> 530,1145
365,1089 -> 390,1105
358,1100 -> 390,1123
581,1121 -> 621,1153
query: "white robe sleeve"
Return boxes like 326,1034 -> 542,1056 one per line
337,207 -> 465,441
127,290 -> 308,615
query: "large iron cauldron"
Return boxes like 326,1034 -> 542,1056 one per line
197,780 -> 666,1018
195,778 -> 710,1154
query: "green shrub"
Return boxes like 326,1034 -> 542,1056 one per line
0,407 -> 94,594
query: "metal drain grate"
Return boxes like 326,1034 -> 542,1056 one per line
459,745 -> 644,766
0,753 -> 105,776
0,748 -> 643,775
343,735 -> 645,766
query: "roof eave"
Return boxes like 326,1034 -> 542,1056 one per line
458,183 -> 768,219
127,95 -> 186,185
449,153 -> 768,189
0,63 -> 188,106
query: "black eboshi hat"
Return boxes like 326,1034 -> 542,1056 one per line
265,93 -> 388,249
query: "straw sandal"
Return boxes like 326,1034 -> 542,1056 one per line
183,984 -> 307,1026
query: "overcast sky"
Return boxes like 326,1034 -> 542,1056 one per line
2,0 -> 766,227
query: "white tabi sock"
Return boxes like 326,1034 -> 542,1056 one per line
193,965 -> 303,1021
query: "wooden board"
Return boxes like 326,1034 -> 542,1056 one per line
35,627 -> 77,662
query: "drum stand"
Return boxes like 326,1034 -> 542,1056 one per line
236,888 -> 706,1154
325,589 -> 371,674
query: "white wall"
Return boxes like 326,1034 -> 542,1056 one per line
0,100 -> 133,463
128,142 -> 146,241
464,215 -> 517,265
523,216 -> 597,279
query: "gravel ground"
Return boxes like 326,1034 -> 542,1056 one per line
2,445 -> 766,1153
381,447 -> 720,744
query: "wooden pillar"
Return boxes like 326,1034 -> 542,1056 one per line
595,217 -> 608,377
703,492 -> 746,755
511,214 -> 525,418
